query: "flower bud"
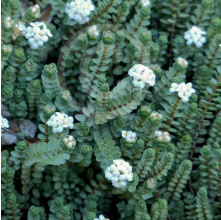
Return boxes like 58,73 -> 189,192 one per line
6,193 -> 17,204
54,197 -> 64,206
62,135 -> 76,150
56,164 -> 67,173
29,206 -> 39,216
88,25 -> 99,38
43,105 -> 56,118
17,141 -> 27,151
2,85 -> 14,99
82,145 -> 92,155
176,57 -> 188,69
88,200 -> 97,211
6,167 -> 15,179
24,59 -> 38,72
43,181 -> 52,190
140,105 -> 153,118
150,111 -> 162,120
43,63 -> 57,77
61,90 -> 71,102
144,178 -> 156,190
102,31 -> 115,44
41,93 -> 52,102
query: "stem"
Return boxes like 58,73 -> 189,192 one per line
45,123 -> 49,142
154,147 -> 160,163
144,125 -> 154,148
92,178 -> 107,193
169,23 -> 176,67
164,97 -> 181,131
132,152 -> 138,166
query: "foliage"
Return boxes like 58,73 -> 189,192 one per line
1,0 -> 221,219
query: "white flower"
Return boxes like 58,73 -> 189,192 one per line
219,44 -> 221,47
28,35 -> 44,49
121,130 -> 132,138
121,131 -> 136,143
46,112 -> 74,133
88,25 -> 99,37
1,115 -> 9,137
65,0 -> 95,24
125,132 -> 136,143
1,116 -> 9,129
184,26 -> 206,48
128,64 -> 156,88
105,159 -> 133,188
169,82 -> 196,102
93,214 -> 110,220
16,22 -> 26,32
18,21 -> 53,49
154,130 -> 162,137
169,83 -> 180,93
140,0 -> 150,7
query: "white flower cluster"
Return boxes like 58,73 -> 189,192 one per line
63,136 -> 76,148
1,115 -> 9,137
140,0 -> 150,7
169,82 -> 196,102
154,131 -> 171,142
105,159 -> 133,188
128,64 -> 156,89
93,215 -> 110,220
121,130 -> 136,143
65,0 -> 95,24
88,25 -> 99,38
219,44 -> 221,47
16,21 -> 53,49
46,112 -> 74,133
1,115 -> 9,129
184,26 -> 206,48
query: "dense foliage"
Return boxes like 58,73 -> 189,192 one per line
1,0 -> 221,219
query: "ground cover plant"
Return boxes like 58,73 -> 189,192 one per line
1,0 -> 221,219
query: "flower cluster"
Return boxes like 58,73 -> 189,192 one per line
154,131 -> 171,142
16,21 -> 53,49
46,112 -> 74,133
1,115 -> 9,137
93,215 -> 110,220
140,0 -> 150,7
169,82 -> 196,102
1,115 -> 9,129
128,64 -> 156,89
184,26 -> 206,48
63,136 -> 76,148
65,0 -> 95,24
121,130 -> 136,143
88,25 -> 99,38
105,159 -> 133,188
